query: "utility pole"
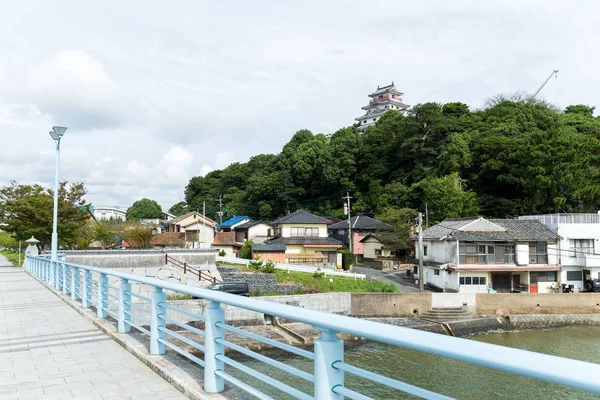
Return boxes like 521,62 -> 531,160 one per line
217,196 -> 223,225
425,202 -> 429,229
202,201 -> 206,249
343,192 -> 353,252
417,212 -> 424,292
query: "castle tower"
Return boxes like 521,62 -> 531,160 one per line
355,82 -> 409,130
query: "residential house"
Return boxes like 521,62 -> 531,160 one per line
519,213 -> 600,291
360,234 -> 396,260
328,216 -> 388,262
234,220 -> 273,244
414,217 -> 561,293
219,216 -> 251,232
265,210 -> 343,265
168,212 -> 217,248
211,232 -> 239,257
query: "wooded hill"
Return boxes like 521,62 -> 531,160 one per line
184,100 -> 600,224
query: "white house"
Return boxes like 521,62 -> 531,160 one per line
519,213 -> 600,291
168,212 -> 217,249
414,217 -> 561,293
234,220 -> 273,244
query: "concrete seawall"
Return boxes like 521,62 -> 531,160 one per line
61,249 -> 216,270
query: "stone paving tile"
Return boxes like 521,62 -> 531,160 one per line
0,259 -> 187,399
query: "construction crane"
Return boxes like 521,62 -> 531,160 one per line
529,69 -> 559,101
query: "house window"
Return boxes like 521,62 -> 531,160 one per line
434,269 -> 440,275
567,270 -> 583,281
290,227 -> 319,237
569,239 -> 594,257
423,245 -> 428,256
372,118 -> 376,122
375,249 -> 382,256
531,271 -> 557,282
529,242 -> 548,264
459,276 -> 486,285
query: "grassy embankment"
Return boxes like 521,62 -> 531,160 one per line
216,261 -> 397,295
0,250 -> 24,267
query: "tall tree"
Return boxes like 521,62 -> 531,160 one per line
168,201 -> 188,217
126,198 -> 163,220
0,181 -> 89,249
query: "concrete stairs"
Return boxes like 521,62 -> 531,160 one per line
419,307 -> 475,322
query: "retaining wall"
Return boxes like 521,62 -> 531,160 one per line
62,249 -> 216,270
217,267 -> 303,295
350,293 -> 432,317
476,293 -> 600,315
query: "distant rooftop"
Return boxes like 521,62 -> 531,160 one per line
272,210 -> 330,225
219,216 -> 250,228
519,213 -> 600,225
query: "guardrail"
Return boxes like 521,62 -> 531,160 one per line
25,255 -> 600,399
217,256 -> 366,280
165,254 -> 219,283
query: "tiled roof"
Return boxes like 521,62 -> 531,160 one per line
421,217 -> 560,241
236,220 -> 269,229
219,216 -> 250,227
252,243 -> 286,252
359,233 -> 396,245
173,211 -> 217,226
272,210 -> 330,225
151,232 -> 184,245
266,236 -> 343,246
328,216 -> 388,230
213,231 -> 237,245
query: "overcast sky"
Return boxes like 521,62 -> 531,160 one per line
0,1 -> 597,211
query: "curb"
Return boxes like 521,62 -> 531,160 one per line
26,271 -> 226,400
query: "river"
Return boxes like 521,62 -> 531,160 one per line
225,325 -> 600,399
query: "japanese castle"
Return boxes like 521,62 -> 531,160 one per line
355,82 -> 409,130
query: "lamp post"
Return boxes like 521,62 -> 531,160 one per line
49,126 -> 68,262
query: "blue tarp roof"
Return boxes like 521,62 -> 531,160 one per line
219,215 -> 250,227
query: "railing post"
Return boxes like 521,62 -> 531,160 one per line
71,266 -> 80,301
314,329 -> 344,400
119,279 -> 131,333
150,287 -> 166,354
184,262 -> 187,274
204,301 -> 225,393
97,273 -> 108,318
62,263 -> 70,295
82,270 -> 92,308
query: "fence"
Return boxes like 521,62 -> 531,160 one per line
217,256 -> 366,280
25,255 -> 600,399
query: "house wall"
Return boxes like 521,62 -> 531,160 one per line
363,237 -> 383,259
515,242 -> 529,265
93,207 -> 126,220
280,223 -> 327,238
285,245 -> 304,254
459,271 -> 489,293
183,222 -> 215,245
252,251 -> 286,263
555,223 -> 600,266
352,231 -> 365,255
212,245 -> 235,258
249,224 -> 271,240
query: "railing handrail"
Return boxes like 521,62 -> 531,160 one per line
26,255 -> 600,395
165,254 -> 220,283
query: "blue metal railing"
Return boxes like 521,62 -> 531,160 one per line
25,255 -> 600,399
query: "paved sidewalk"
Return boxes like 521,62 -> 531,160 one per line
0,255 -> 187,400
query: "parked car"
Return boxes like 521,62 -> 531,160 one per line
207,281 -> 250,297
584,279 -> 600,292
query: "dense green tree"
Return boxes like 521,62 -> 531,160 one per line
126,198 -> 163,220
414,173 -> 479,222
375,207 -> 418,252
0,181 -> 89,249
168,201 -> 188,217
0,231 -> 18,249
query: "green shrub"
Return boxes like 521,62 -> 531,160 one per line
261,260 -> 276,273
240,240 -> 254,259
339,249 -> 354,270
312,268 -> 324,279
218,249 -> 226,257
252,289 -> 263,296
249,257 -> 263,270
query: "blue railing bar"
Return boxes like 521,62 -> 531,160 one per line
107,284 -> 119,291
124,301 -> 151,315
106,292 -> 119,301
127,320 -> 151,336
216,322 -> 314,360
157,338 -> 205,367
101,308 -> 117,319
157,326 -> 206,353
123,310 -> 151,326
216,338 -> 314,383
331,386 -> 372,400
214,370 -> 276,400
333,361 -> 454,400
126,291 -> 151,303
161,315 -> 205,337
159,302 -> 206,322
215,354 -> 313,400
30,256 -> 600,395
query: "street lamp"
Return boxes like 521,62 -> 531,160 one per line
49,126 -> 67,263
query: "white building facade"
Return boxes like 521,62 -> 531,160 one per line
414,217 -> 561,294
92,206 -> 126,221
519,214 -> 600,291
355,82 -> 409,130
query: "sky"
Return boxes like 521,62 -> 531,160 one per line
0,0 -> 598,211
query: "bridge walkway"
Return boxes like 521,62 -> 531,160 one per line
0,255 -> 187,400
